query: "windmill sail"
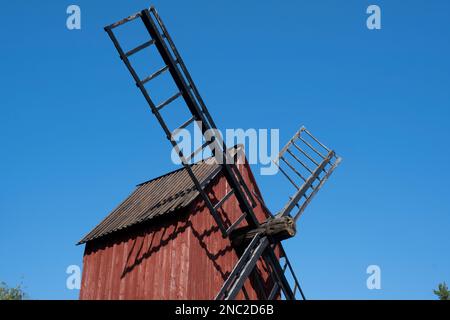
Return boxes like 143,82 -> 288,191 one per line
104,7 -> 259,237
104,6 -> 299,300
274,127 -> 342,221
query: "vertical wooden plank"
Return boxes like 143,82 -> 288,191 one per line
144,227 -> 156,299
167,219 -> 177,299
79,246 -> 92,300
92,246 -> 102,299
110,238 -> 122,300
134,232 -> 144,299
152,223 -> 163,299
93,244 -> 102,299
178,218 -> 189,299
118,238 -> 128,300
128,235 -> 139,299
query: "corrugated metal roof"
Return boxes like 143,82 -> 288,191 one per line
78,158 -> 222,245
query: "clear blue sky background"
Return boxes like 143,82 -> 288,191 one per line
1,0 -> 449,300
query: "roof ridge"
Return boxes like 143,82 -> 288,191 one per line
135,144 -> 244,187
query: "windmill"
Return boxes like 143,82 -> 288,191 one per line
95,6 -> 341,300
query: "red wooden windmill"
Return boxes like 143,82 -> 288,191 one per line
78,6 -> 341,300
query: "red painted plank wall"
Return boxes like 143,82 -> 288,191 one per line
80,159 -> 276,300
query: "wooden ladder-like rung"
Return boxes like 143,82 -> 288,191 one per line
125,39 -> 155,57
214,189 -> 234,210
140,65 -> 170,85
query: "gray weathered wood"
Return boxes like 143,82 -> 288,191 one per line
230,216 -> 296,246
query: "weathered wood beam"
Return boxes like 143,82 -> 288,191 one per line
230,216 -> 296,247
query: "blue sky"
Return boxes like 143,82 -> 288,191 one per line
1,0 -> 449,300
